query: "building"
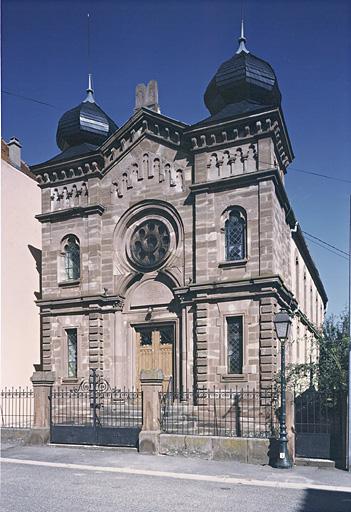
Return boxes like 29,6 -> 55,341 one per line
30,26 -> 327,393
1,138 -> 41,388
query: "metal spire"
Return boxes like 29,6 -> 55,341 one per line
236,18 -> 249,54
84,15 -> 95,103
84,73 -> 95,103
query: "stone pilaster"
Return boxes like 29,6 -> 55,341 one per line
194,301 -> 208,389
41,314 -> 52,372
259,297 -> 277,390
88,310 -> 104,371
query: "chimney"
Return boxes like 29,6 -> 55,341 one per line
134,80 -> 160,114
8,137 -> 22,169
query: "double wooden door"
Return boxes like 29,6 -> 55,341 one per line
135,324 -> 174,391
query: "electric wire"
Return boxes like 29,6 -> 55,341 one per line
303,235 -> 348,261
2,90 -> 58,109
302,231 -> 349,257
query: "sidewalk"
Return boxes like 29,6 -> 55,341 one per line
1,442 -> 350,492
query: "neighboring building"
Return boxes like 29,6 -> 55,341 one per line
30,26 -> 327,392
1,138 -> 41,388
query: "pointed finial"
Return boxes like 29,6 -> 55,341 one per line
236,18 -> 249,54
84,73 -> 95,103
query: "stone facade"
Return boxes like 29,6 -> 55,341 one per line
31,46 -> 327,393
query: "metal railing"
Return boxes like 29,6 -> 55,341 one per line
0,387 -> 34,428
294,387 -> 342,434
50,387 -> 143,428
160,387 -> 278,439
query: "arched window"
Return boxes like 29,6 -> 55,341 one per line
225,210 -> 246,261
63,236 -> 80,280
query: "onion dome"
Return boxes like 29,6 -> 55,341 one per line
204,21 -> 281,121
56,75 -> 118,151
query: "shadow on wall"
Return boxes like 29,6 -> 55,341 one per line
299,489 -> 351,512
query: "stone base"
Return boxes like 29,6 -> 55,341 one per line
1,428 -> 32,446
159,434 -> 271,465
138,431 -> 160,454
27,427 -> 50,445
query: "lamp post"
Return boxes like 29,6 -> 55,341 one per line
273,310 -> 293,469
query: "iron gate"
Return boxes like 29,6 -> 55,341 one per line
294,387 -> 346,465
50,369 -> 142,447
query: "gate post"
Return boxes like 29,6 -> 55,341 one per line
29,370 -> 55,444
139,369 -> 164,454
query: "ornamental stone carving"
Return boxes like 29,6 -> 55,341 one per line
111,152 -> 184,199
207,144 -> 257,180
130,219 -> 170,270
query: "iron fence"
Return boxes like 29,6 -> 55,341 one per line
50,387 -> 143,428
294,387 -> 337,435
0,387 -> 34,428
160,387 -> 278,438
294,386 -> 347,465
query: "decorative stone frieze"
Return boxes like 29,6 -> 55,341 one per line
35,160 -> 102,187
103,109 -> 187,171
206,144 -> 257,180
111,152 -> 184,199
50,182 -> 88,211
186,110 -> 292,171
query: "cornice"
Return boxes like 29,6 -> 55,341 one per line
174,275 -> 297,310
190,168 -> 279,194
37,294 -> 124,315
32,156 -> 104,189
184,107 -> 294,171
101,108 -> 189,175
36,204 -> 105,223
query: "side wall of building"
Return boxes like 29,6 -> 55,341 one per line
1,157 -> 41,387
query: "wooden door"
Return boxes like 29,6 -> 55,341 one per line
136,325 -> 174,391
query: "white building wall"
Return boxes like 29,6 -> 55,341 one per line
1,152 -> 41,387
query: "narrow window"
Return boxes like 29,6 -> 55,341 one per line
227,317 -> 243,374
64,236 -> 80,280
295,256 -> 300,300
66,329 -> 77,378
225,210 -> 246,261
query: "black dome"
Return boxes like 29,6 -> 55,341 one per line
204,30 -> 281,119
56,77 -> 118,151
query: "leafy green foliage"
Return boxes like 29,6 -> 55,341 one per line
285,311 -> 349,394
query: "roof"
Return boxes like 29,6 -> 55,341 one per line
204,49 -> 281,120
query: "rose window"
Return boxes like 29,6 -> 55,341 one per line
131,219 -> 170,269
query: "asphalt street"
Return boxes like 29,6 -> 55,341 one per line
1,444 -> 351,512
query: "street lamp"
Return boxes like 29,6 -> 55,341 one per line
273,310 -> 293,469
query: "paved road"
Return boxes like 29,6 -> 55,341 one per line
2,444 -> 351,512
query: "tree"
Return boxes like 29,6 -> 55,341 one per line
285,311 -> 349,395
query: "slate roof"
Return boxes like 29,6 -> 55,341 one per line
204,50 -> 281,122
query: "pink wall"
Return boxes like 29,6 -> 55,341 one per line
1,158 -> 41,387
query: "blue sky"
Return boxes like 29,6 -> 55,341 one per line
2,0 -> 351,315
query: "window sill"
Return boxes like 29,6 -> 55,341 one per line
62,378 -> 79,385
218,259 -> 247,269
58,279 -> 80,288
220,373 -> 247,383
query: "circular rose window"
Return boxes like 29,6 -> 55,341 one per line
130,219 -> 170,269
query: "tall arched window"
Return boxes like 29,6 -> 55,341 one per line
64,236 -> 80,280
225,210 -> 246,261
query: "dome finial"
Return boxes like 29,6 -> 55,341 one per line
236,18 -> 249,54
84,73 -> 95,103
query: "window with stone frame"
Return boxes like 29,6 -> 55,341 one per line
225,209 -> 246,261
63,236 -> 80,281
66,328 -> 78,378
226,316 -> 243,374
